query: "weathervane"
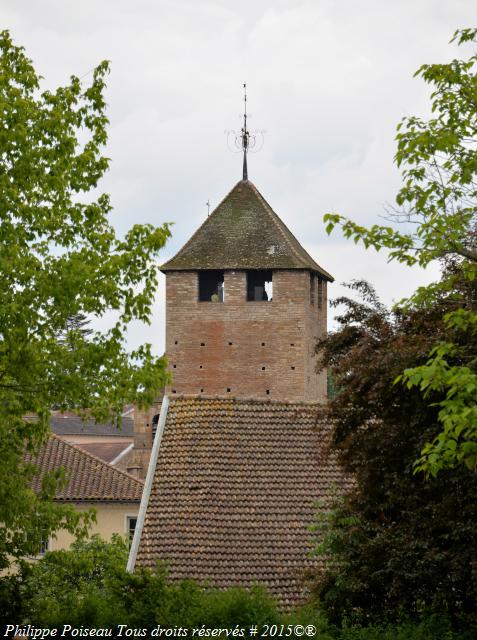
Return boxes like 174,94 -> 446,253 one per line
226,83 -> 264,181
241,83 -> 249,180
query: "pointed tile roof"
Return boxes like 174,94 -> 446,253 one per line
161,180 -> 333,280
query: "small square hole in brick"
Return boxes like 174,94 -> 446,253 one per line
228,342 -> 233,346
290,343 -> 295,347
261,342 -> 265,346
173,364 -> 176,369
227,388 -> 231,393
172,389 -> 177,394
291,366 -> 295,370
266,390 -> 270,395
199,365 -> 203,369
174,340 -> 178,345
200,388 -> 204,393
261,366 -> 265,370
200,342 -> 205,346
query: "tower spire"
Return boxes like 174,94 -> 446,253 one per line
241,83 -> 249,181
226,83 -> 263,177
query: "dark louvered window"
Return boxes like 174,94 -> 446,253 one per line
198,271 -> 224,302
247,270 -> 273,301
151,413 -> 160,440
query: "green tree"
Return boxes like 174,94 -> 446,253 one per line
13,536 -> 474,637
311,280 -> 477,624
324,29 -> 477,475
57,313 -> 94,344
0,30 -> 170,571
18,536 -> 282,629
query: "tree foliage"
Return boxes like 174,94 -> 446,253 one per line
311,281 -> 477,624
14,536 -> 282,629
57,313 -> 93,343
0,30 -> 170,570
1,537 -> 473,638
323,29 -> 477,475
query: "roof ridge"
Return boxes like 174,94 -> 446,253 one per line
248,182 -> 310,270
161,180 -> 244,271
51,409 -> 133,423
49,412 -> 134,437
50,433 -> 144,486
248,182 -> 333,279
168,394 -> 325,407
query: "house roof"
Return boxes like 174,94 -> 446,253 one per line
25,434 -> 143,502
161,180 -> 333,281
77,441 -> 133,465
133,396 -> 351,606
49,412 -> 134,438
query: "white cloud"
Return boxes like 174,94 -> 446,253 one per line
3,0 -> 475,352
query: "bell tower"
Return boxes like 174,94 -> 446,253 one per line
161,86 -> 332,401
161,178 -> 333,402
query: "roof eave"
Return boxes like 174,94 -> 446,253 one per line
161,265 -> 333,280
54,498 -> 142,503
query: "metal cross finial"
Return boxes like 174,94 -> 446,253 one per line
206,199 -> 210,216
241,83 -> 249,181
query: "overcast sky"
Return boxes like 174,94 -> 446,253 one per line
3,1 -> 477,353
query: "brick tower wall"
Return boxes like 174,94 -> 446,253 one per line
116,397 -> 163,480
165,270 -> 327,402
304,274 -> 328,400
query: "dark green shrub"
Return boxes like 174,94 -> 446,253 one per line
312,281 -> 477,625
20,536 -> 281,629
15,537 -> 477,639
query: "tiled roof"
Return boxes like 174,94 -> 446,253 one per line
76,441 -> 133,465
49,413 -> 134,437
161,180 -> 333,280
25,434 -> 143,502
134,396 -> 351,606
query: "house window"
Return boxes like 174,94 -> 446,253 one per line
247,270 -> 272,301
199,271 -> 224,302
38,535 -> 49,555
27,532 -> 49,557
127,516 -> 137,546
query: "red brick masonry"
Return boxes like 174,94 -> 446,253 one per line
166,270 -> 327,401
